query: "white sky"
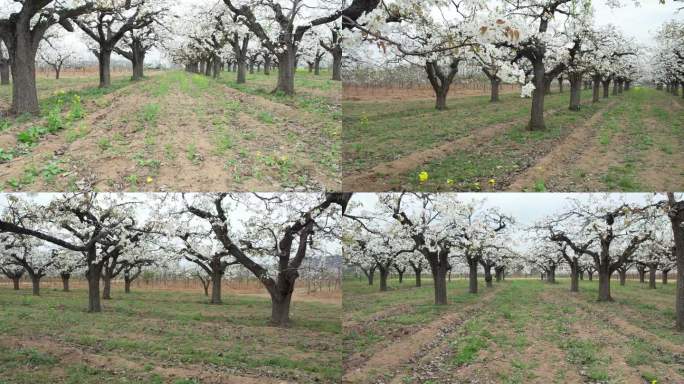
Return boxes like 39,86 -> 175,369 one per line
32,1 -> 684,67
592,0 -> 683,45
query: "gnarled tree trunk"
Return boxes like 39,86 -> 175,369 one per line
570,263 -> 579,292
61,272 -> 71,292
568,72 -> 582,111
528,60 -> 546,131
648,267 -> 657,289
468,258 -> 478,294
597,267 -> 612,302
483,265 -> 493,288
0,59 -> 9,85
210,271 -> 222,304
10,33 -> 40,114
98,49 -> 113,88
378,265 -> 390,292
592,74 -> 601,103
602,79 -> 610,99
87,262 -> 103,312
274,47 -> 296,95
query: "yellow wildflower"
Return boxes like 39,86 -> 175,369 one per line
418,171 -> 429,183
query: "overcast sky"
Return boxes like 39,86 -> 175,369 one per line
592,0 -> 683,45
39,0 -> 683,67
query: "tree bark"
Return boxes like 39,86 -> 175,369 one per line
270,291 -> 293,327
263,55 -> 271,76
124,279 -> 131,293
30,275 -> 40,296
102,272 -> 112,300
568,72 -> 582,111
667,194 -> 684,331
10,34 -> 40,114
558,76 -> 563,93
0,60 -> 9,85
87,263 -> 103,312
663,270 -> 669,285
61,273 -> 70,292
597,268 -> 613,302
426,60 -> 458,111
468,259 -> 478,294
570,264 -> 579,292
602,79 -> 610,99
649,268 -> 657,289
275,48 -> 296,95
490,77 -> 501,102
98,49 -> 113,88
592,74 -> 601,103
619,270 -> 626,286
237,58 -> 247,84
210,271 -> 222,304
130,40 -> 146,81
378,266 -> 389,292
331,46 -> 342,81
484,266 -> 493,288
12,277 -> 20,290
314,57 -> 322,76
612,79 -> 619,96
528,60 -> 546,131
588,271 -> 594,281
432,265 -> 448,305
638,268 -> 646,283
411,264 -> 422,287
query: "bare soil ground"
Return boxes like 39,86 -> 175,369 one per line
342,278 -> 684,384
0,70 -> 340,192
0,285 -> 342,383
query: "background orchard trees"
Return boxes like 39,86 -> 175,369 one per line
162,192 -> 347,327
448,202 -> 513,294
0,260 -> 23,290
652,20 -> 683,96
161,219 -> 240,305
347,0 -> 486,110
38,35 -> 75,80
379,193 -> 457,305
0,193 -> 156,312
320,23 -> 342,81
0,234 -> 57,295
548,196 -> 652,302
344,219 -> 414,291
113,18 -> 166,81
0,0 -> 93,114
74,0 -> 168,88
52,249 -> 82,292
480,0 -> 593,130
222,0 -> 340,95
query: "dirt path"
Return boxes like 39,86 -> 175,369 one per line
552,289 -> 684,383
342,288 -> 499,384
0,72 -> 339,191
0,335 -> 293,384
342,108 -> 563,191
559,290 -> 684,355
507,100 -> 617,191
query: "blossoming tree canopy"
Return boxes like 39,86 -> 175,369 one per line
0,193 -> 159,312
152,192 -> 346,326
